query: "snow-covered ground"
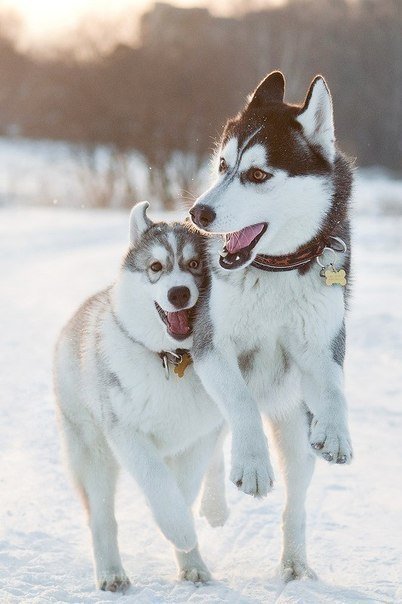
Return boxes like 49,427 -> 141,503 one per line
1,203 -> 401,604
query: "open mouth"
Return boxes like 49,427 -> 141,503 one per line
219,223 -> 267,270
155,302 -> 194,341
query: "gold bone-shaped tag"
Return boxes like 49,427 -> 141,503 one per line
174,352 -> 193,378
324,267 -> 347,287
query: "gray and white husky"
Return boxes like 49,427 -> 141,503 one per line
54,206 -> 226,592
190,71 -> 353,581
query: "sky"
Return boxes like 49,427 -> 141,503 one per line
0,0 -> 273,47
0,1 -> 163,45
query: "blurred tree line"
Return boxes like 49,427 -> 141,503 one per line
0,0 -> 401,206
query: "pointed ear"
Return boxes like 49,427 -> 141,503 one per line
129,201 -> 152,244
248,71 -> 285,108
297,76 -> 335,163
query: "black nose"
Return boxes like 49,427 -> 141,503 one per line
189,204 -> 216,229
168,286 -> 191,309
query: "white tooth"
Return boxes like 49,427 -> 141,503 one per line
220,248 -> 228,257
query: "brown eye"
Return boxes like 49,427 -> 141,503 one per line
150,261 -> 162,272
188,259 -> 199,270
219,158 -> 228,173
249,168 -> 270,182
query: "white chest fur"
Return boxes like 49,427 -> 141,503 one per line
209,256 -> 345,416
91,312 -> 222,457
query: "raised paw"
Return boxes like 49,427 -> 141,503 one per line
98,571 -> 131,593
199,496 -> 229,527
310,416 -> 353,465
230,447 -> 274,498
278,559 -> 317,583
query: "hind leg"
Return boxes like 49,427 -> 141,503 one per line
60,412 -> 129,592
269,404 -> 317,582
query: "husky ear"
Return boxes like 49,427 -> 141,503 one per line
297,76 -> 335,163
129,201 -> 152,244
248,71 -> 285,107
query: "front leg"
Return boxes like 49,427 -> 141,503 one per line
298,324 -> 353,465
193,347 -> 274,497
167,429 -> 221,583
106,426 -> 197,552
167,428 -> 222,506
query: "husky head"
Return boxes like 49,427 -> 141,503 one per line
120,202 -> 206,344
190,71 -> 338,270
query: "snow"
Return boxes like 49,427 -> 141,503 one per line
1,204 -> 402,602
1,136 -> 402,216
0,137 -> 148,209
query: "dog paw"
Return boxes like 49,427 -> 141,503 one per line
230,436 -> 274,497
161,512 -> 197,552
278,559 -> 317,583
199,497 -> 230,527
310,416 -> 353,464
98,570 -> 131,593
176,546 -> 211,583
179,566 -> 211,583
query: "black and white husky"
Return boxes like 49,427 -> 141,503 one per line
54,205 -> 226,591
190,72 -> 353,581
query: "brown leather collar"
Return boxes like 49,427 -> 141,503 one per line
251,238 -> 328,272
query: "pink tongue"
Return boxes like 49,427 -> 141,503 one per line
167,310 -> 190,336
226,223 -> 265,254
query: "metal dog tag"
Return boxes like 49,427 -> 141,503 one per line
322,265 -> 347,287
173,352 -> 192,378
317,239 -> 348,287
